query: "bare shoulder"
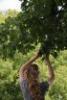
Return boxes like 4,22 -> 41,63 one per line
19,66 -> 28,81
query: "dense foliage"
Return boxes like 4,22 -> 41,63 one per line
0,11 -> 36,58
0,0 -> 67,58
20,0 -> 67,57
0,0 -> 67,99
0,10 -> 21,58
0,50 -> 67,100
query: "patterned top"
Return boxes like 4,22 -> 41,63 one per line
19,69 -> 49,100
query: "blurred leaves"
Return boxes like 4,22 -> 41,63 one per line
0,1 -> 67,58
20,0 -> 67,58
0,50 -> 67,100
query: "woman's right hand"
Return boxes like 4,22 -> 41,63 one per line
35,49 -> 42,59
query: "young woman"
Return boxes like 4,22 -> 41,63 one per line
19,51 -> 55,100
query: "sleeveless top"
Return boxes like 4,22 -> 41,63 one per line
19,77 -> 49,100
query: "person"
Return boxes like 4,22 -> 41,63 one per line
19,51 -> 55,100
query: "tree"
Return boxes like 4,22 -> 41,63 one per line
0,11 -> 20,58
0,0 -> 67,58
0,12 -> 5,23
6,9 -> 18,17
0,12 -> 36,58
19,0 -> 67,57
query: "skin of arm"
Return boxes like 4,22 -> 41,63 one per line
45,55 -> 55,85
19,51 -> 40,78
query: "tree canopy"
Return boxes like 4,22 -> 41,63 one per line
0,0 -> 67,58
19,0 -> 67,57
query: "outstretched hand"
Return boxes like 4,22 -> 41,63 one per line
45,53 -> 49,60
35,49 -> 42,59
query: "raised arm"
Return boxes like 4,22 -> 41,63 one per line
45,54 -> 55,85
19,51 -> 41,78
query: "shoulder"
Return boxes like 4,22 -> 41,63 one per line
19,66 -> 28,81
